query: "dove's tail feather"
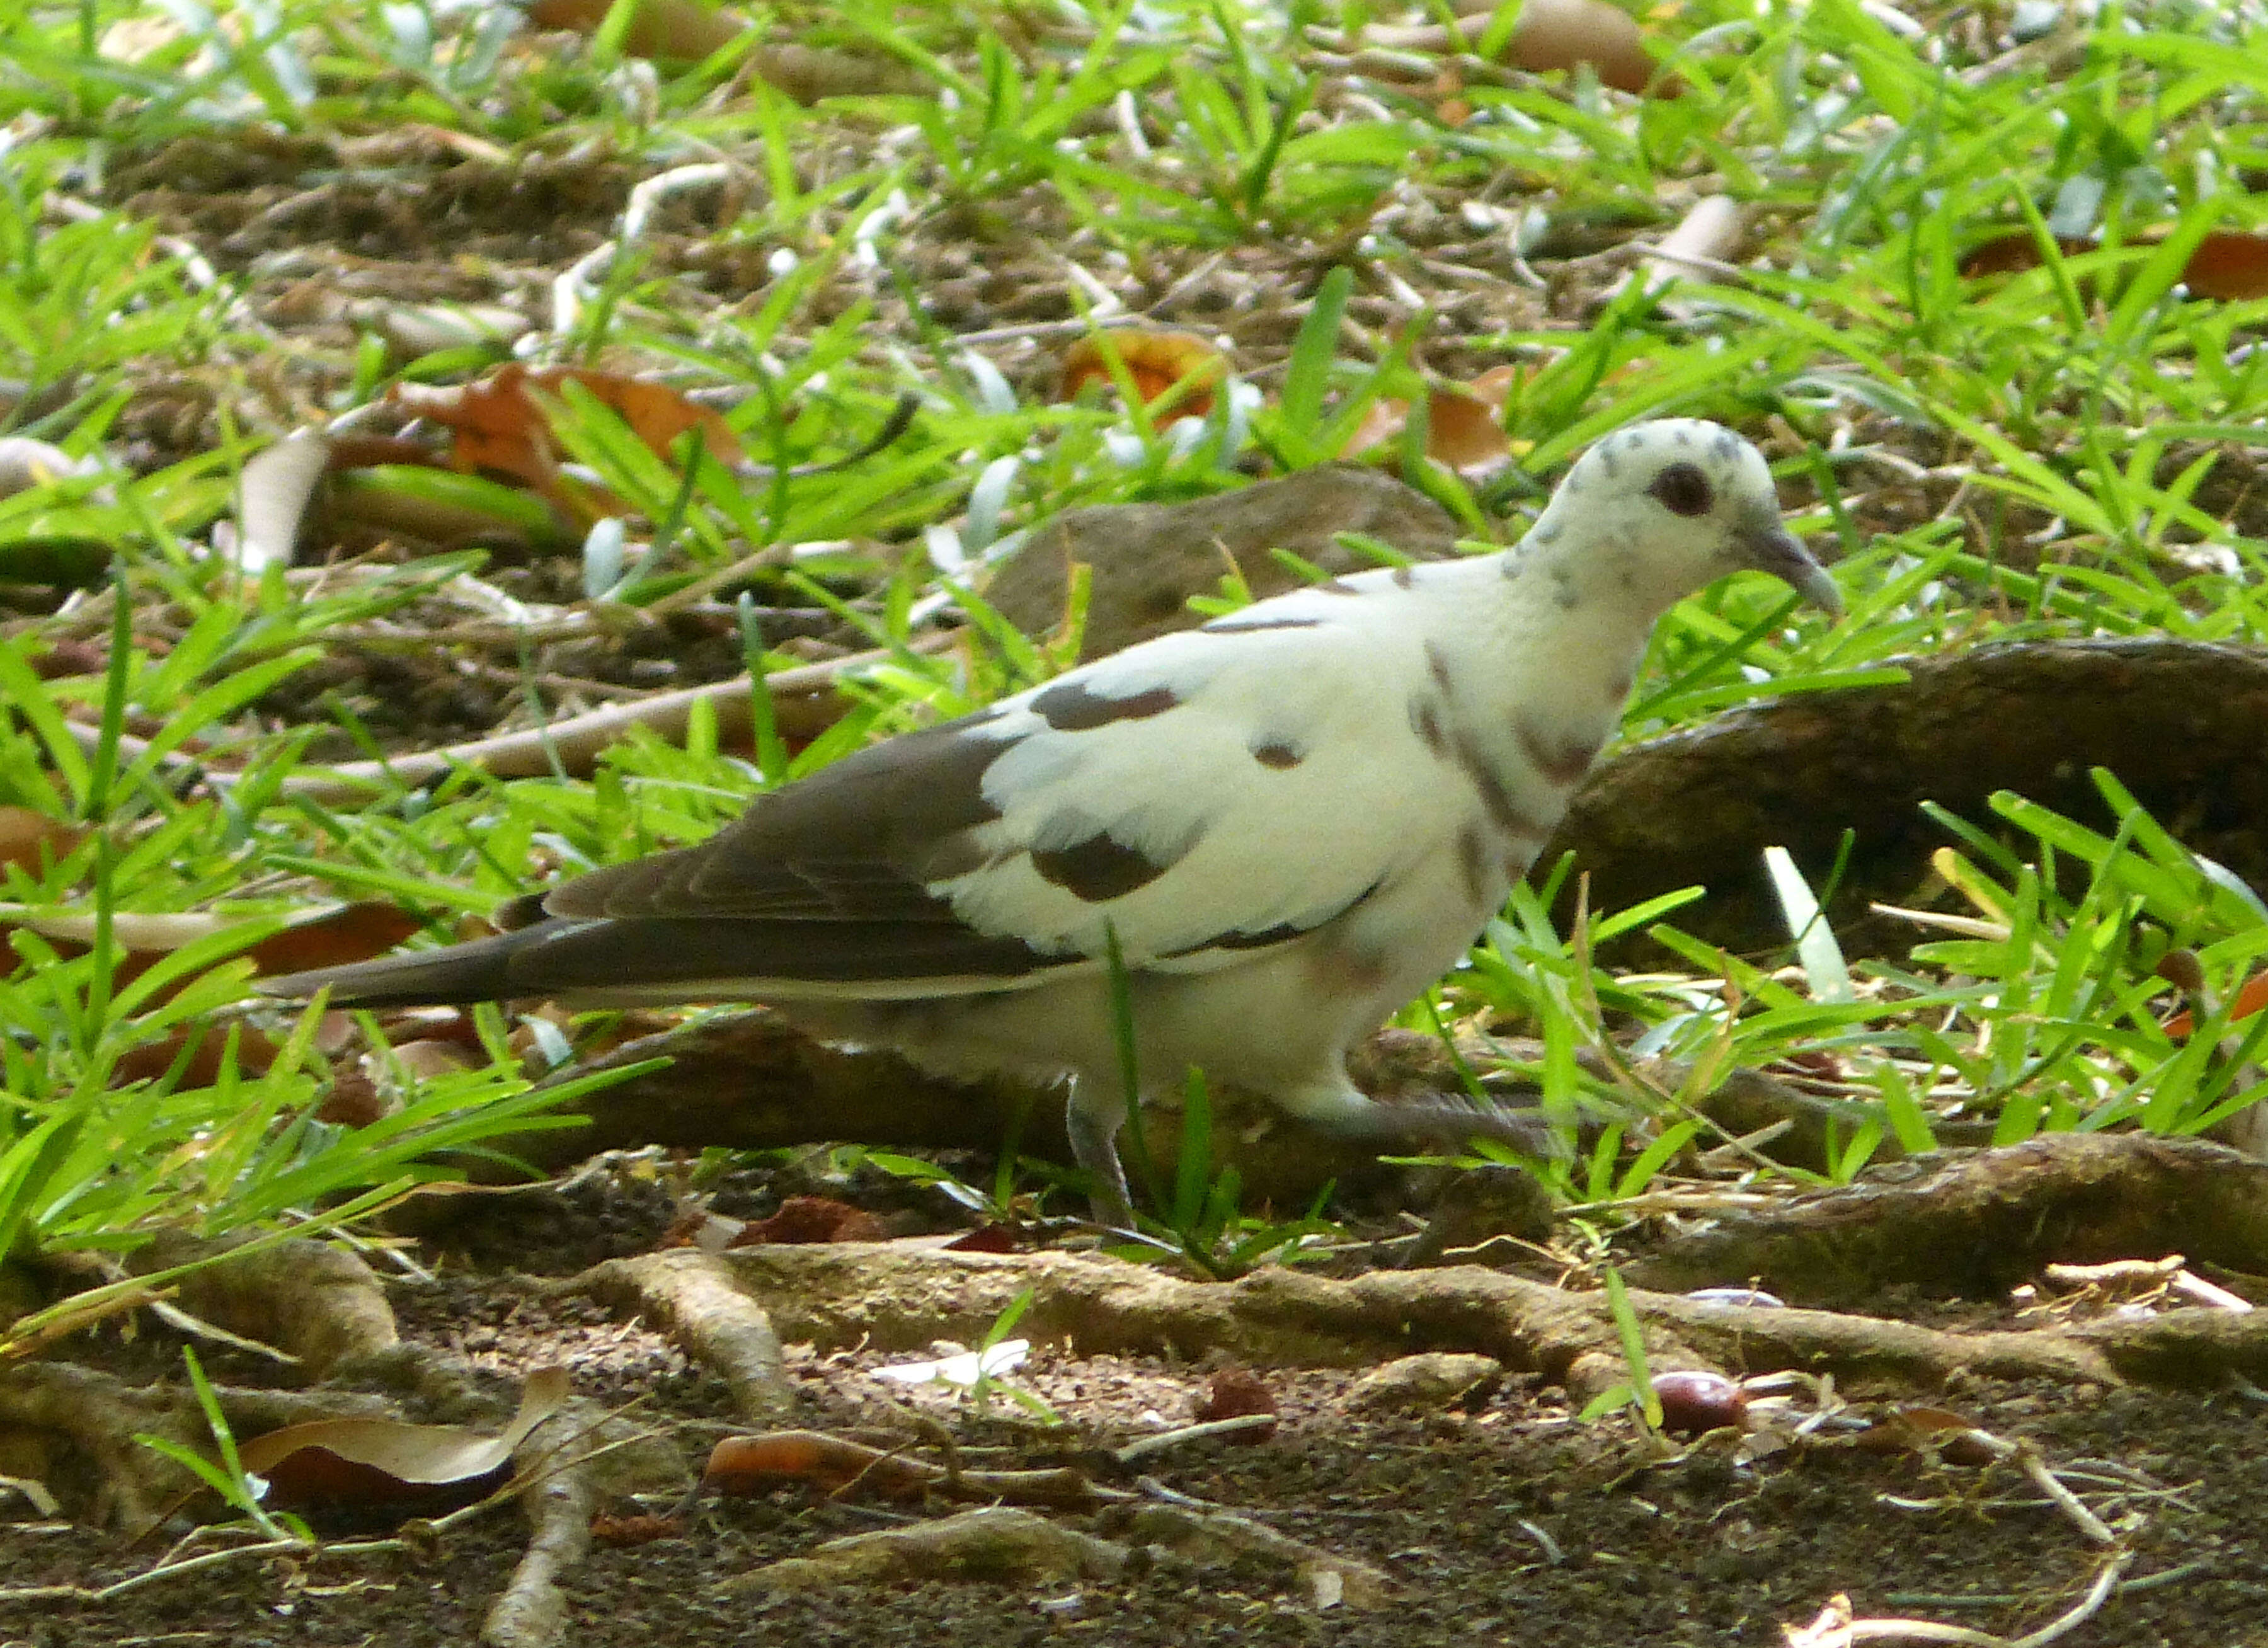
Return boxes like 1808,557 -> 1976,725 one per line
260,915 -> 1082,1010
260,927 -> 537,1009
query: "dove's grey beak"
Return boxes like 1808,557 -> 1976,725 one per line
1739,520 -> 1843,618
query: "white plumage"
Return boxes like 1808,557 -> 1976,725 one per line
265,418 -> 1840,1225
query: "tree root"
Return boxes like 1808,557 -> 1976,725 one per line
479,1414 -> 597,1648
1552,636 -> 2268,959
565,1241 -> 2268,1416
1622,1133 -> 2268,1306
129,1232 -> 398,1378
567,1250 -> 792,1421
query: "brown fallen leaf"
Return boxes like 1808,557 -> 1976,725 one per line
1058,329 -> 1227,426
1960,227 -> 2268,299
1497,0 -> 1674,96
391,364 -> 744,508
728,1195 -> 890,1245
2166,971 -> 2268,1039
1194,1367 -> 1278,1443
703,1429 -> 1101,1508
1341,365 -> 1514,472
111,1022 -> 285,1087
239,1365 -> 570,1509
526,0 -> 743,59
0,806 -> 88,878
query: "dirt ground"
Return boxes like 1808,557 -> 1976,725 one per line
7,1164 -> 2265,1648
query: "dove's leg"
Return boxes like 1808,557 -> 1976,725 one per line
1274,1080 -> 1556,1160
1064,1075 -> 1138,1230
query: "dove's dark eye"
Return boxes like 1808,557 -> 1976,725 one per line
1650,462 -> 1714,518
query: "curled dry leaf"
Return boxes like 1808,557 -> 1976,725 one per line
1194,1366 -> 1278,1441
726,1195 -> 890,1246
591,1510 -> 682,1547
1498,0 -> 1674,96
1058,330 -> 1227,426
1341,365 -> 1515,473
391,364 -> 744,498
525,0 -> 744,59
1960,228 -> 2268,300
703,1429 -> 1099,1508
238,1365 -> 571,1509
234,428 -> 333,573
0,806 -> 88,876
2166,970 -> 2268,1039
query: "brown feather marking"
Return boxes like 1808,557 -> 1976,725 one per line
1448,732 -> 1554,843
1031,680 -> 1179,731
1516,719 -> 1601,787
1252,739 -> 1303,769
1029,835 -> 1174,902
1408,697 -> 1450,757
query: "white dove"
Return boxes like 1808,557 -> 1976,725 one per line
263,418 -> 1840,1226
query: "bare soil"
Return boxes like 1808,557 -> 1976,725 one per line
8,1164 -> 2267,1648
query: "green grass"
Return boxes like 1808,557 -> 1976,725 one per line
0,0 -> 2265,1299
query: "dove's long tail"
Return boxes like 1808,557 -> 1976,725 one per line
261,928 -> 537,1009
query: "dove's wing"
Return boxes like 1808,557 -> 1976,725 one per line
510,576 -> 1456,999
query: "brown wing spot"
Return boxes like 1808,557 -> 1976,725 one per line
1031,680 -> 1180,731
1409,697 -> 1449,756
1449,733 -> 1555,843
1252,740 -> 1303,769
1029,835 -> 1174,902
1424,642 -> 1455,694
1516,719 -> 1601,787
1316,578 -> 1364,596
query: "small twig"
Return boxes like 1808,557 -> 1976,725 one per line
1112,1413 -> 1280,1463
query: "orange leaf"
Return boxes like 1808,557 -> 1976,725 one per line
1961,227 -> 2268,299
1058,330 -> 1227,425
1424,387 -> 1511,471
244,901 -> 423,977
726,1195 -> 890,1245
2166,970 -> 2268,1039
391,365 -> 743,495
1339,373 -> 1512,473
2179,232 -> 2268,300
0,806 -> 88,877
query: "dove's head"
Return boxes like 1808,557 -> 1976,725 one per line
1530,419 -> 1841,618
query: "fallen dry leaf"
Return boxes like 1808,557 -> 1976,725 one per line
1960,227 -> 2268,299
0,807 -> 88,878
727,1195 -> 890,1245
527,0 -> 743,59
391,365 -> 744,506
240,1365 -> 570,1509
1498,0 -> 1673,96
1342,366 -> 1514,472
1058,329 -> 1227,426
704,1429 -> 1098,1508
2166,970 -> 2268,1039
